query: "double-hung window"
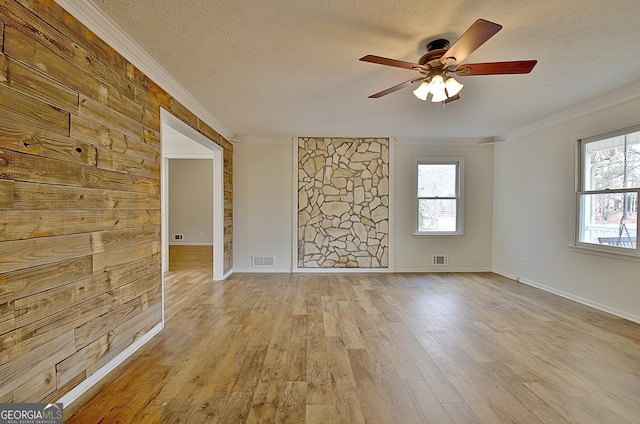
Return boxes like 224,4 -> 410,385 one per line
414,157 -> 464,235
576,126 -> 639,254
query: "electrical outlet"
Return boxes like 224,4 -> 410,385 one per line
524,257 -> 529,266
173,234 -> 183,240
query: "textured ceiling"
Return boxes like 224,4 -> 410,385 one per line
91,0 -> 640,140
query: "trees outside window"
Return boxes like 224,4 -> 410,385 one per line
577,127 -> 639,253
414,158 -> 464,235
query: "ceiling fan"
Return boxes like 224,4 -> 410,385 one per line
360,19 -> 537,103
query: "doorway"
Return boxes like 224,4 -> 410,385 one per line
160,109 -> 225,321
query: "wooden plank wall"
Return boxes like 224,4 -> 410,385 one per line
0,0 -> 233,402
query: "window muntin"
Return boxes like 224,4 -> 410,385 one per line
577,127 -> 639,252
415,158 -> 463,235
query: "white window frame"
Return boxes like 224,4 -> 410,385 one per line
413,157 -> 464,236
575,125 -> 639,256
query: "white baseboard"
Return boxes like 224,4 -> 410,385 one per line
394,267 -> 492,273
57,322 -> 163,408
169,242 -> 213,246
232,267 -> 491,274
292,267 -> 393,274
492,269 -> 640,324
232,267 -> 293,273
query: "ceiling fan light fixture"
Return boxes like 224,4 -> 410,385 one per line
429,75 -> 447,102
412,81 -> 430,101
444,76 -> 464,97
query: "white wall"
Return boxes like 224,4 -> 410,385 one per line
393,140 -> 494,271
233,140 -> 293,272
493,97 -> 640,322
169,159 -> 213,245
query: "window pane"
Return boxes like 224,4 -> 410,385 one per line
418,199 -> 457,232
578,192 -> 637,249
583,131 -> 640,191
417,164 -> 457,197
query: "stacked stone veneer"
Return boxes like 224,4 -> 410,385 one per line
298,137 -> 389,268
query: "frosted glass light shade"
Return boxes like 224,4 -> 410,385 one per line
445,77 -> 464,97
413,81 -> 430,101
428,75 -> 447,102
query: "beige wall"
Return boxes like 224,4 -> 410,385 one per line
233,138 -> 494,272
393,141 -> 494,271
169,159 -> 213,245
493,97 -> 640,321
233,141 -> 293,271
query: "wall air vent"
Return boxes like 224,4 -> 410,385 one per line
432,255 -> 448,265
252,256 -> 275,267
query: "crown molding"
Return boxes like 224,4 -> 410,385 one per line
500,80 -> 640,140
55,0 -> 234,139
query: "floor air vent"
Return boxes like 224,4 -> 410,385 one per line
432,255 -> 448,265
252,256 -> 275,267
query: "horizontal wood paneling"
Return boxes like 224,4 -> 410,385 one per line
0,0 -> 233,403
0,210 -> 159,241
81,166 -> 160,194
3,25 -> 110,103
0,149 -> 84,186
0,117 -> 97,166
0,256 -> 94,304
12,182 -> 160,210
1,53 -> 79,112
0,233 -> 93,273
0,84 -> 69,135
0,180 -> 14,208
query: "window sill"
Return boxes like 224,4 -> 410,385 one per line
413,232 -> 464,237
567,244 -> 640,262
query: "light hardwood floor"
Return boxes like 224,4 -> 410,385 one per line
65,257 -> 640,423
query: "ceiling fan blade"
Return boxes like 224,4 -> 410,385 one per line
455,60 -> 537,76
440,19 -> 502,65
368,77 -> 425,98
444,94 -> 460,103
360,55 -> 428,71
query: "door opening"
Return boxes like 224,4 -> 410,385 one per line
160,109 -> 225,321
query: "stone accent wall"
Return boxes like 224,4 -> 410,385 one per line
298,138 -> 389,268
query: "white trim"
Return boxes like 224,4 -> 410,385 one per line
566,245 -> 640,262
493,270 -> 640,325
57,322 -> 162,407
163,153 -> 214,160
413,157 -> 465,236
387,139 -> 394,271
294,268 -> 393,274
395,267 -> 491,273
500,81 -> 640,140
291,137 -> 299,271
168,241 -> 214,246
292,137 -> 392,272
55,0 -> 233,139
160,109 -> 226,282
232,268 -> 294,274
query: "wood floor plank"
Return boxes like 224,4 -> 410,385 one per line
65,268 -> 640,424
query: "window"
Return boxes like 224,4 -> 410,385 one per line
414,157 -> 464,235
577,126 -> 639,254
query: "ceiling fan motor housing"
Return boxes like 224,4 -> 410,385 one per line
418,39 -> 451,67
